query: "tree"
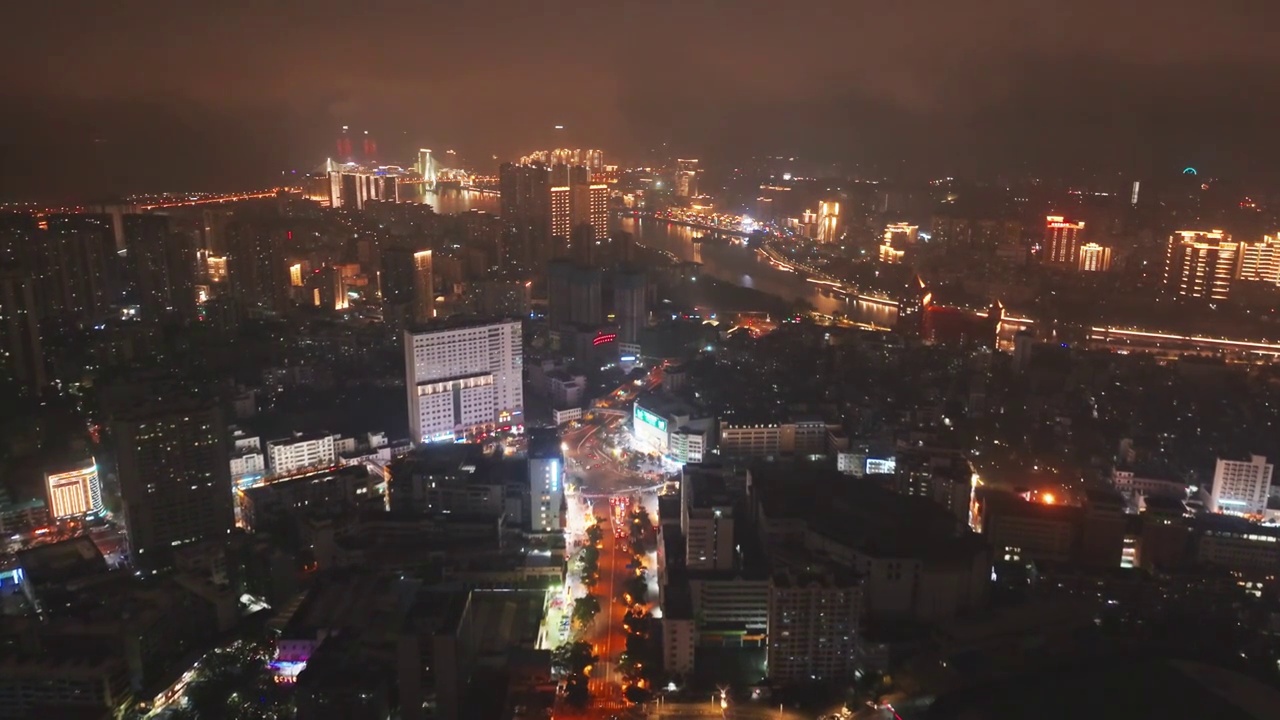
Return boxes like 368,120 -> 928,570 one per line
624,571 -> 649,605
586,523 -> 604,545
625,685 -> 654,705
564,676 -> 591,707
553,641 -> 597,675
573,594 -> 601,627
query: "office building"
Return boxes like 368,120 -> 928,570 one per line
681,470 -> 736,571
0,268 -> 44,391
816,201 -> 840,244
1044,215 -> 1085,265
413,250 -> 435,323
267,432 -> 338,477
1239,235 -> 1280,285
982,493 -> 1079,563
528,428 -> 564,533
686,574 -> 769,630
1077,243 -> 1113,272
45,460 -> 104,520
387,443 -> 505,517
1209,454 -> 1273,516
124,214 -> 197,319
226,220 -> 291,314
112,390 -> 234,570
404,317 -> 523,443
1164,230 -> 1240,301
718,420 -> 783,457
767,570 -> 862,682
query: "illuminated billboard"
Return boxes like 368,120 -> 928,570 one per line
45,461 -> 103,519
635,406 -> 667,432
633,403 -> 670,454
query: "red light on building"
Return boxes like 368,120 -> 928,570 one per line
593,333 -> 617,346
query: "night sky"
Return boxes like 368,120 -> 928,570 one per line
3,1 -> 1279,199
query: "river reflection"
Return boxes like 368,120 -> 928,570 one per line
614,216 -> 897,326
405,186 -> 501,215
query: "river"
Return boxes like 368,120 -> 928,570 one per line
614,216 -> 898,326
406,193 -> 897,326
406,186 -> 501,215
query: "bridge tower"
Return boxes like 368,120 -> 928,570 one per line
417,149 -> 438,190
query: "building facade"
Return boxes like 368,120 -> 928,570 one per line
112,393 -> 233,570
404,318 -> 524,443
1209,454 -> 1273,516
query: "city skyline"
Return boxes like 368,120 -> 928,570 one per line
7,2 -> 1280,199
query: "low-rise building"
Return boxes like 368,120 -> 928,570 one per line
267,432 -> 338,477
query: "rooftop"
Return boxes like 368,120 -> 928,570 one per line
752,461 -> 986,564
407,314 -> 520,334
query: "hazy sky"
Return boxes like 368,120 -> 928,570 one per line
3,0 -> 1279,198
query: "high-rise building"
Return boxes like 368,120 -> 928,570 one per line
499,162 -> 552,269
1209,454 -> 1273,516
550,185 -> 572,242
549,179 -> 608,257
502,160 -> 606,267
112,389 -> 233,570
0,267 -> 44,392
569,224 -> 597,266
472,278 -> 531,317
40,214 -> 118,321
378,244 -> 414,307
589,184 -> 608,238
613,269 -> 647,344
1044,215 -> 1085,265
817,201 -> 840,244
1077,243 -> 1113,272
44,460 -> 103,520
547,259 -> 575,330
1239,235 -> 1280,285
767,570 -> 862,682
1164,230 -> 1241,301
124,214 -> 197,320
404,317 -> 523,443
528,428 -> 564,533
568,266 -> 602,326
226,220 -> 291,314
675,159 -> 699,198
413,250 -> 435,323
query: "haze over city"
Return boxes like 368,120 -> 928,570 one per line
7,1 -> 1280,198
7,3 -> 1280,720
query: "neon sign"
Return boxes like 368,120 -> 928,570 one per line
593,333 -> 617,346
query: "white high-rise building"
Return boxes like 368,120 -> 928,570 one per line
405,317 -> 523,443
1210,454 -> 1273,516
